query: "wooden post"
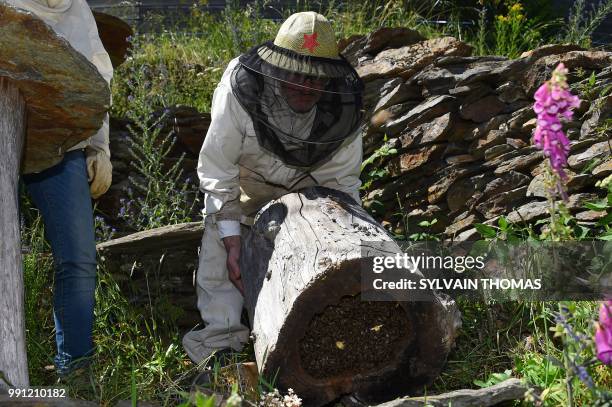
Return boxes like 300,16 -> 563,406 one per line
0,78 -> 28,388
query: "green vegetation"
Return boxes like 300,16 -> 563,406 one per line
19,1 -> 612,405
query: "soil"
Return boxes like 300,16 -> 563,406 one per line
298,295 -> 411,379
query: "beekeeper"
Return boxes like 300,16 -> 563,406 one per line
7,0 -> 113,376
183,11 -> 364,366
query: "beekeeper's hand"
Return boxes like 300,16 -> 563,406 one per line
86,148 -> 112,199
223,235 -> 244,295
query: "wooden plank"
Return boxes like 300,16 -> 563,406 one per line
0,78 -> 28,388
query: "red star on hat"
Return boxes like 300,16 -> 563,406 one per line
302,33 -> 319,53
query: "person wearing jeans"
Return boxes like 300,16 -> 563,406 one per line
9,0 -> 114,376
22,150 -> 99,376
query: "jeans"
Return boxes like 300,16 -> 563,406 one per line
22,149 -> 97,375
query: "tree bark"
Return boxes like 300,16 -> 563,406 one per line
240,186 -> 461,406
0,78 -> 28,388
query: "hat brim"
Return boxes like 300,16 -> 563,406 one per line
247,41 -> 359,79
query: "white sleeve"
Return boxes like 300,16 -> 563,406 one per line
217,220 -> 241,238
310,133 -> 363,205
197,78 -> 245,222
82,0 -> 113,156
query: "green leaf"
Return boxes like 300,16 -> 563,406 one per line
597,212 -> 612,227
498,216 -> 509,230
597,231 -> 612,241
474,223 -> 497,238
584,201 -> 608,211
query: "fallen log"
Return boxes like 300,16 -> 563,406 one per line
240,186 -> 462,406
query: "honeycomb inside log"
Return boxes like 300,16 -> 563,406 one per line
298,295 -> 411,379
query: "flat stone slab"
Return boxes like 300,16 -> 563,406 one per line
371,378 -> 530,407
0,4 -> 109,173
97,222 -> 203,254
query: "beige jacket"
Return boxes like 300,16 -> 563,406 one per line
197,57 -> 362,237
7,0 -> 113,157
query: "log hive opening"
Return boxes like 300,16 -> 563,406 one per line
299,294 -> 412,379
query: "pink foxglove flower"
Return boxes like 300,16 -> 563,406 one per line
532,63 -> 581,182
595,300 -> 612,365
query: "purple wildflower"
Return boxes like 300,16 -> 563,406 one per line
595,300 -> 612,365
532,63 -> 581,182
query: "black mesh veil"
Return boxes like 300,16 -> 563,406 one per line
230,41 -> 364,168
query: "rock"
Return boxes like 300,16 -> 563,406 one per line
502,100 -> 530,114
444,213 -> 480,236
460,95 -> 506,123
97,222 -> 203,253
454,227 -> 480,241
592,159 -> 612,177
404,204 -> 450,234
494,150 -> 543,175
443,141 -> 471,156
448,85 -> 479,96
522,51 -> 612,95
484,144 -> 514,160
446,173 -> 494,212
342,27 -> 425,66
445,154 -> 478,164
506,138 -> 527,149
356,37 -> 473,81
507,106 -> 536,131
362,27 -> 425,55
398,112 -> 455,148
567,141 -> 611,170
338,34 -> 364,54
375,378 -> 531,407
483,171 -> 532,197
570,137 -> 606,153
363,131 -> 386,156
0,3 -> 110,173
520,43 -> 584,60
566,193 -> 599,210
575,210 -> 608,221
476,186 -> 529,219
496,81 -> 526,103
580,95 -> 611,139
470,130 -> 507,158
521,118 -> 537,133
409,66 -> 455,96
466,114 -> 510,141
387,145 -> 445,177
373,80 -> 421,113
566,172 -> 595,191
455,60 -> 511,86
383,95 -> 457,136
506,200 -> 549,223
364,78 -> 398,111
426,164 -> 482,204
435,55 -> 508,67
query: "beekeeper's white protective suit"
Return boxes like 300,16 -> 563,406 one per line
182,54 -> 363,364
7,0 -> 113,196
